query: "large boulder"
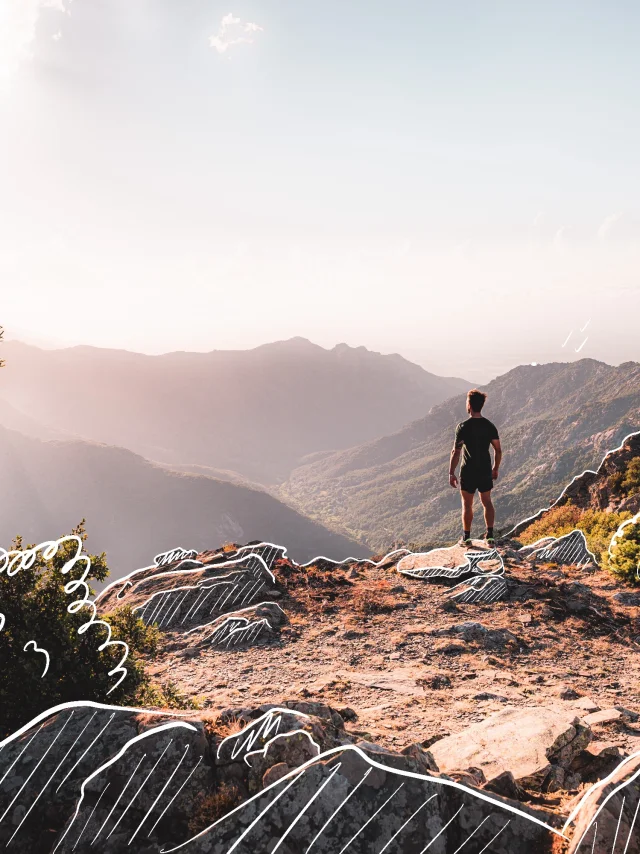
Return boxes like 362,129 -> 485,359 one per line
430,706 -> 591,791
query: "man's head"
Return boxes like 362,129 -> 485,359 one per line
467,389 -> 487,415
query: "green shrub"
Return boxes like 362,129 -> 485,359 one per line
0,522 -> 188,738
607,518 -> 640,583
519,503 -> 632,563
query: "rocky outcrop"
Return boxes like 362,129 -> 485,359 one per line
510,431 -> 640,537
518,530 -> 596,568
0,700 -> 565,854
3,695 -> 640,853
430,706 -> 591,792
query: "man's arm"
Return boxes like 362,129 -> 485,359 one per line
491,438 -> 502,480
449,445 -> 462,488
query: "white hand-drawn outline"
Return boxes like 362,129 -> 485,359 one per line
23,640 -> 50,677
520,529 -> 597,567
216,707 -> 311,763
160,743 -> 569,853
507,431 -> 640,536
154,547 -> 199,567
0,536 -> 130,693
51,721 -> 198,854
398,548 -> 503,580
608,510 -> 640,562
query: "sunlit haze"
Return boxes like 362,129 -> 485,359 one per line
1,0 -> 639,381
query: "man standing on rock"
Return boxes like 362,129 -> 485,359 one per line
449,389 -> 502,546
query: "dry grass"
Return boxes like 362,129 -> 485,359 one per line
188,783 -> 243,834
203,714 -> 245,741
352,584 -> 396,615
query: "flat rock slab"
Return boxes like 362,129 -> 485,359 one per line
583,709 -> 623,726
397,543 -> 487,573
337,667 -> 430,696
430,705 -> 587,787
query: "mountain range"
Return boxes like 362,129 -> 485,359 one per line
280,359 -> 640,548
0,339 -> 469,484
0,424 -> 367,578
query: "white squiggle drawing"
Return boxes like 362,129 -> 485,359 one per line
575,336 -> 589,353
506,431 -> 640,537
23,640 -> 50,677
154,547 -> 199,567
246,729 -> 321,767
580,318 -> 591,333
0,612 -> 4,631
562,331 -> 573,348
216,708 -> 311,763
520,528 -> 597,567
205,615 -> 272,648
0,537 -> 130,693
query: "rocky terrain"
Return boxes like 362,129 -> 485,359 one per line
2,448 -> 639,852
26,528 -> 623,853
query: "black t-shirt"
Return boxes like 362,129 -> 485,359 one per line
454,417 -> 499,477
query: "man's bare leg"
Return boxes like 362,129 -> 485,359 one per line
461,490 -> 474,535
480,490 -> 495,530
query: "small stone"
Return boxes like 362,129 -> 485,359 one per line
564,772 -> 582,790
543,765 -> 565,793
337,707 -> 358,722
583,709 -> 623,726
484,771 -> 526,800
473,692 -> 508,702
427,674 -> 452,690
574,697 -> 600,713
613,591 -> 640,606
560,687 -> 582,700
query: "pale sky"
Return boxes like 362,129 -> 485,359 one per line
1,0 -> 639,381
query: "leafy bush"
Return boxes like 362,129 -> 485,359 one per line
0,522 -> 191,738
607,518 -> 640,583
518,504 -> 632,563
620,457 -> 640,495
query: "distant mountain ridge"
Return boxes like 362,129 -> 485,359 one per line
281,359 -> 640,549
0,339 -> 469,484
0,424 -> 368,579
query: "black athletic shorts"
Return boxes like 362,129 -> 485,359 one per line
460,471 -> 493,494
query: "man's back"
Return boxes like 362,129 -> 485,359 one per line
455,417 -> 499,477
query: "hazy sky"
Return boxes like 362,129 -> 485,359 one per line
1,0 -> 639,381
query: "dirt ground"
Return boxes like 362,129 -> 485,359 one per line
146,541 -> 640,758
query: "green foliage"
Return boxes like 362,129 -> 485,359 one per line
519,503 -> 632,563
607,519 -> 640,583
0,522 -> 184,738
620,457 -> 640,495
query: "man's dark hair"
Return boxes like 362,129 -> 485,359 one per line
467,389 -> 487,413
